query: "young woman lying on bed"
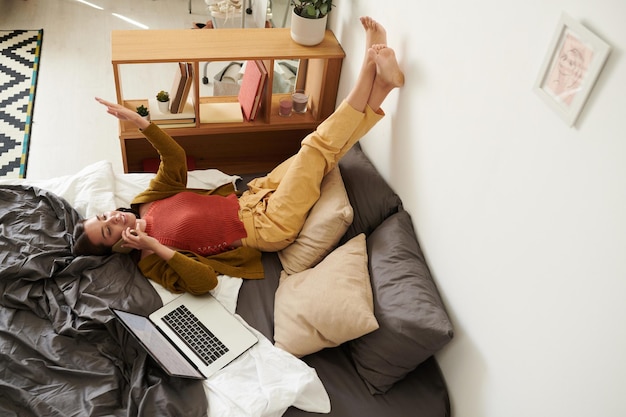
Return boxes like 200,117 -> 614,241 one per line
73,16 -> 404,295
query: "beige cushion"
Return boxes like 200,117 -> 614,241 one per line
274,234 -> 379,357
278,167 -> 353,275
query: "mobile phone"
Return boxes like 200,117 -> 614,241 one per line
112,230 -> 137,254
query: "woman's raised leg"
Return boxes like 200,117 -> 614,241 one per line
241,17 -> 404,251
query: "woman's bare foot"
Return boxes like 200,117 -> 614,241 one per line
346,17 -> 402,112
372,44 -> 405,88
360,16 -> 387,49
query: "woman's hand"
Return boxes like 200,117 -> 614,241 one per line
120,225 -> 154,252
95,97 -> 150,130
121,222 -> 176,262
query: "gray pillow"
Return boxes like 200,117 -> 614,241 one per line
338,143 -> 403,245
349,209 -> 454,394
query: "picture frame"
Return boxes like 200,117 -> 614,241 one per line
534,13 -> 611,127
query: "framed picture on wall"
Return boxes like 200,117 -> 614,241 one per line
534,13 -> 611,127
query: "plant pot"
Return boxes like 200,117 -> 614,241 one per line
290,10 -> 328,46
157,100 -> 170,113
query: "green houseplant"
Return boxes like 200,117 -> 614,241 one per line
156,90 -> 170,113
156,90 -> 169,102
290,0 -> 333,46
136,104 -> 149,119
292,0 -> 333,19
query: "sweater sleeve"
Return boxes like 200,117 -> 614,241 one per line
137,247 -> 265,295
138,251 -> 218,295
131,123 -> 189,205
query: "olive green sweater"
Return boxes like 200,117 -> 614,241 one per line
131,123 -> 264,294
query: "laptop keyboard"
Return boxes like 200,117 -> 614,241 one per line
162,305 -> 229,366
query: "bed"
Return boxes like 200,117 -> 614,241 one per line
0,143 -> 453,417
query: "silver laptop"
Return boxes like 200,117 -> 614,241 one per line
111,292 -> 258,380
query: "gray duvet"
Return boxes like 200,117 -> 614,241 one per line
0,185 -> 208,417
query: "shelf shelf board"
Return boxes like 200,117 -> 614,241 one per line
112,28 -> 345,64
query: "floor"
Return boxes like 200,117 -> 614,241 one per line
0,0 -> 291,180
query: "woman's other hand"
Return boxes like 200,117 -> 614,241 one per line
95,97 -> 150,130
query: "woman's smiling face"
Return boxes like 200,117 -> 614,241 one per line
82,210 -> 138,247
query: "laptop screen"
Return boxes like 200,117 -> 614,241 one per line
112,309 -> 204,379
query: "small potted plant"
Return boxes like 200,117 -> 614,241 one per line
290,0 -> 333,46
156,90 -> 170,113
136,104 -> 149,120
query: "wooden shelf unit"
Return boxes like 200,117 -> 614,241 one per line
111,28 -> 345,174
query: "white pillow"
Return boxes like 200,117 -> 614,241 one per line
0,160 -> 117,218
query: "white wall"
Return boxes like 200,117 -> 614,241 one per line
328,1 -> 626,416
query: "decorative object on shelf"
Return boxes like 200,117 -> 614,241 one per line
136,104 -> 149,120
207,0 -> 243,20
156,90 -> 170,113
290,0 -> 333,46
292,89 -> 309,113
279,96 -> 293,117
534,12 -> 611,127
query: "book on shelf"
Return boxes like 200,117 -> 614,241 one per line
237,60 -> 267,121
169,62 -> 194,114
176,63 -> 194,113
149,99 -> 195,125
199,102 -> 244,123
169,63 -> 187,113
155,122 -> 197,129
152,118 -> 195,125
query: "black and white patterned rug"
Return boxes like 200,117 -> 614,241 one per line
0,29 -> 43,179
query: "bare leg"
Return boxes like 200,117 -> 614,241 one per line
345,49 -> 376,113
345,17 -> 386,112
345,17 -> 404,113
367,45 -> 405,111
242,17 -> 403,250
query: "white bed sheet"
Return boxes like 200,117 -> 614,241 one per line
0,161 -> 330,417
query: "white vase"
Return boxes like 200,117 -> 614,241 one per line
290,11 -> 328,46
157,100 -> 170,113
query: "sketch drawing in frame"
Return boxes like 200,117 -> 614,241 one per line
534,13 -> 611,127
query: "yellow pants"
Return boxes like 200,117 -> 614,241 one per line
238,101 -> 383,252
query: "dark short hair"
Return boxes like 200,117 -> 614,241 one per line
73,219 -> 112,256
